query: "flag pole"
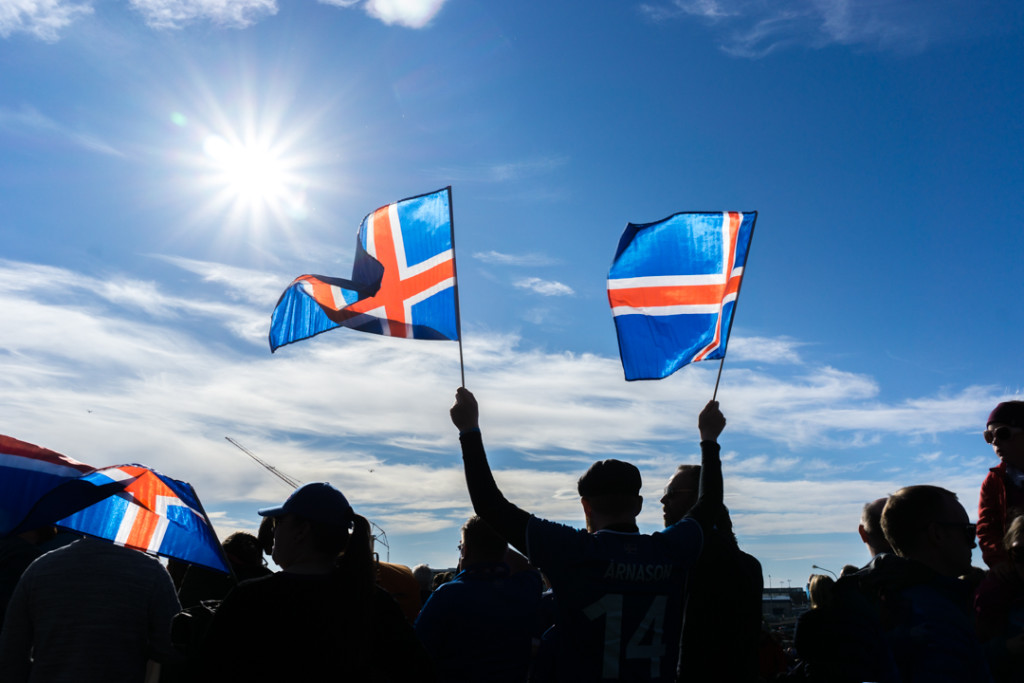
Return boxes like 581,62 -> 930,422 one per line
711,211 -> 758,402
446,186 -> 466,387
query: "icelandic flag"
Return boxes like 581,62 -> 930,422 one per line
0,435 -> 108,537
607,211 -> 757,381
270,187 -> 459,351
58,465 -> 231,574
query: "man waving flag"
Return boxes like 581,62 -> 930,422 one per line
270,187 -> 459,351
607,211 -> 757,381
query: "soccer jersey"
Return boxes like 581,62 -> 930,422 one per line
527,517 -> 703,682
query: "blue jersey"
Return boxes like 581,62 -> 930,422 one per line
526,517 -> 703,682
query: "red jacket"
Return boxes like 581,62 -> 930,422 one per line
978,462 -> 1024,568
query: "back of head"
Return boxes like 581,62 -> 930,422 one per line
807,574 -> 835,610
881,485 -> 956,557
461,515 -> 508,564
578,459 -> 642,517
860,498 -> 893,556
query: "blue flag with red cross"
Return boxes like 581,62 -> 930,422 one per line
270,187 -> 459,351
607,211 -> 757,381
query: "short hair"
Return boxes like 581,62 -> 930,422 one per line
578,459 -> 641,497
881,485 -> 958,556
861,498 -> 887,539
674,464 -> 700,480
461,515 -> 507,562
807,574 -> 835,609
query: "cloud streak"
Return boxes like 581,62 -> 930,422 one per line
0,257 -> 1010,573
641,0 -> 972,57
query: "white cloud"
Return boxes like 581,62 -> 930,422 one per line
128,0 -> 277,29
0,257 -> 1009,574
0,0 -> 93,41
473,251 -> 561,267
727,336 -> 804,364
514,277 -> 575,297
318,0 -> 446,29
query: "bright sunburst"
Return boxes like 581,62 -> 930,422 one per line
200,132 -> 309,225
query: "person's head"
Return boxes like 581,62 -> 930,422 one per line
222,531 -> 266,570
881,485 -> 976,578
807,574 -> 835,609
986,401 -> 1024,470
459,515 -> 508,569
661,465 -> 700,527
258,482 -> 370,576
411,564 -> 433,595
1005,515 -> 1024,583
577,459 -> 643,532
858,497 -> 893,557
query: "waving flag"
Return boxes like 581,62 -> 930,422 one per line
608,211 -> 757,381
59,465 -> 230,574
270,187 -> 459,351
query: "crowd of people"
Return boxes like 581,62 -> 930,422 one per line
0,394 -> 1022,683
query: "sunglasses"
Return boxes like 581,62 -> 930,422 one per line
984,426 -> 1022,444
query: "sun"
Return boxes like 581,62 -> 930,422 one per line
200,133 -> 309,225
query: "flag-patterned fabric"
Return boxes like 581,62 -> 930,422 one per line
270,187 -> 459,351
59,465 -> 230,574
607,211 -> 757,381
0,435 -> 96,536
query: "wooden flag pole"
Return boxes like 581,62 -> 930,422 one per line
446,186 -> 466,387
710,211 -> 758,402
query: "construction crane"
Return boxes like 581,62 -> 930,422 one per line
224,437 -> 389,561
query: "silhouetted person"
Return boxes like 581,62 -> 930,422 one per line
0,536 -> 180,683
661,465 -> 762,682
177,531 -> 271,608
979,401 -> 1024,569
975,514 -> 1024,682
877,485 -> 991,682
415,515 -> 542,682
196,482 -> 433,682
450,387 -> 724,682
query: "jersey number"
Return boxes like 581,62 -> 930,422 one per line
583,594 -> 668,679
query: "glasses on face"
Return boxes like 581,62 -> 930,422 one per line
984,426 -> 1022,444
935,521 -> 977,544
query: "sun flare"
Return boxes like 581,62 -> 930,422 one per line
201,134 -> 307,222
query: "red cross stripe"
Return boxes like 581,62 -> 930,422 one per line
110,466 -> 195,554
607,211 -> 743,361
333,202 -> 455,338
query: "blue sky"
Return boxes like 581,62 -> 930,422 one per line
2,0 -> 1022,587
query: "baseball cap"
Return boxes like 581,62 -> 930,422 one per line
988,401 -> 1024,429
258,482 -> 354,527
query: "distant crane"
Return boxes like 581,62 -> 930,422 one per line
224,436 -> 389,561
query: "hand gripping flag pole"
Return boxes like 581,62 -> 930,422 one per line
607,211 -> 758,399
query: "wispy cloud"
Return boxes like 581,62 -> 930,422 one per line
641,0 -> 967,57
0,257 -> 1011,573
129,0 -> 277,29
432,156 -> 569,184
0,106 -> 124,157
473,251 -> 561,267
0,0 -> 93,42
514,277 -> 575,297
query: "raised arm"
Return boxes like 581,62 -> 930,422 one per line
684,400 -> 725,535
450,388 -> 530,553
